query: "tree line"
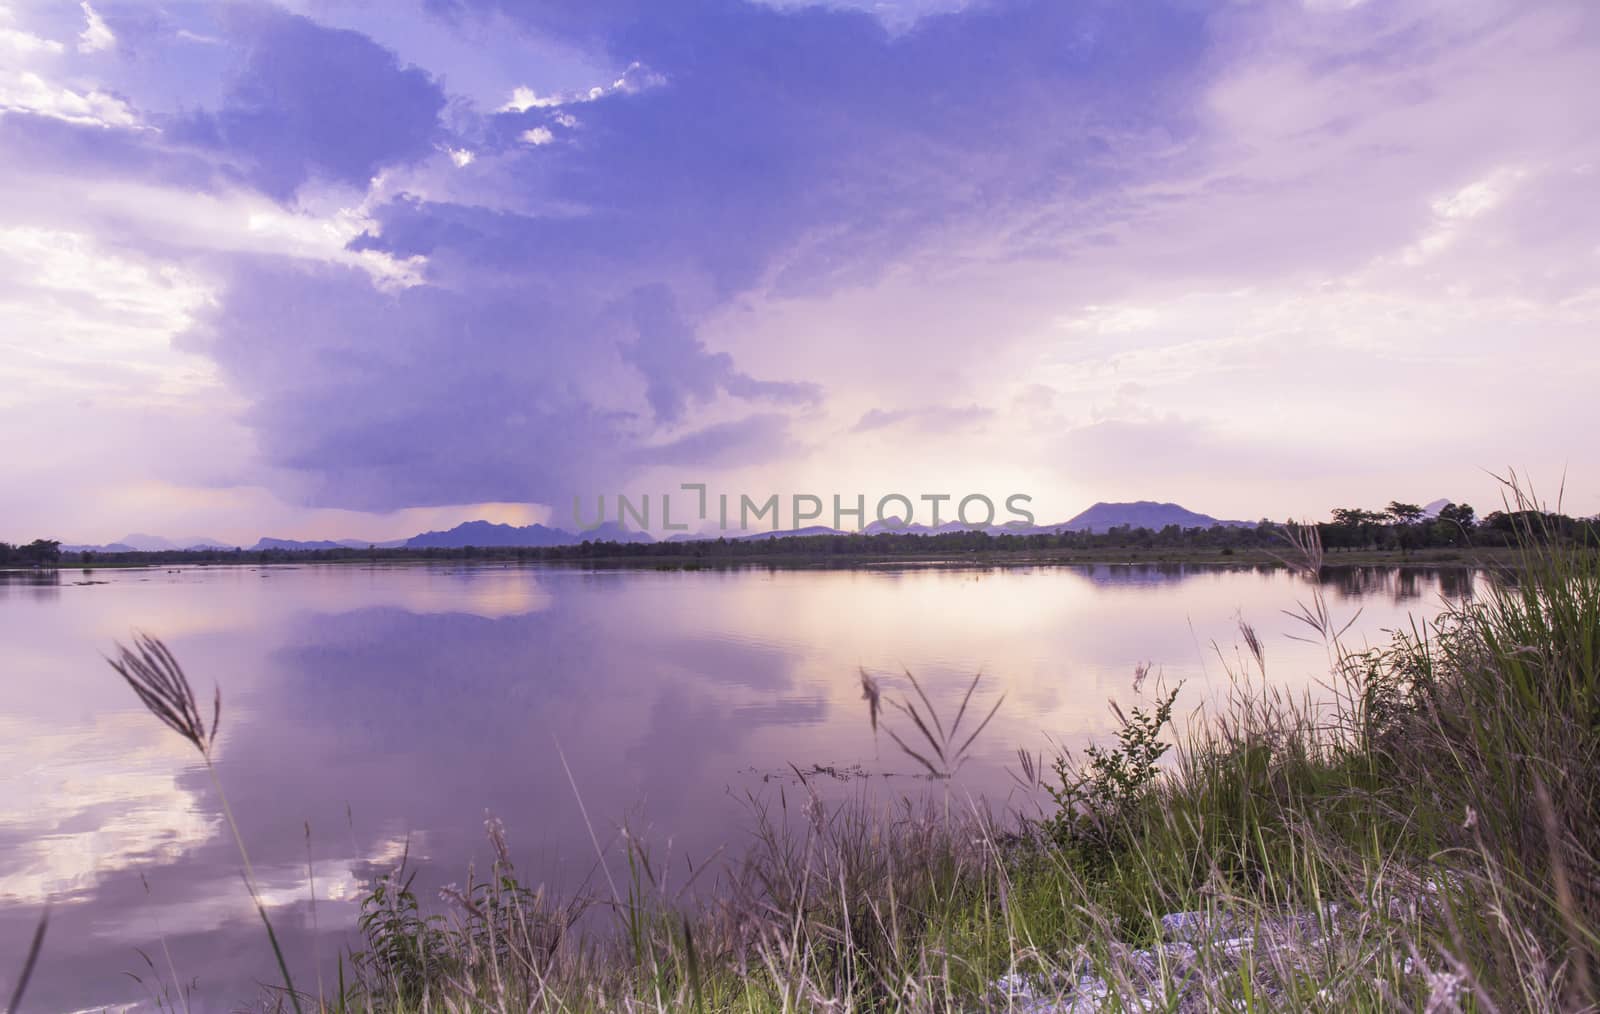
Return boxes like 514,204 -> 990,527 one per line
0,540 -> 61,566
10,499 -> 1593,569
1319,501 -> 1599,552
12,502 -> 1598,569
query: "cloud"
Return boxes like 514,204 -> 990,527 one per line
621,285 -> 820,423
175,5 -> 447,199
0,111 -> 216,192
0,70 -> 137,127
220,0 -> 1207,510
78,1 -> 114,53
630,413 -> 801,467
0,22 -> 63,56
852,404 -> 993,433
498,60 -> 664,112
0,225 -> 216,409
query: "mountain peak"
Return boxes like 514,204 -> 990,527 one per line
1061,501 -> 1253,533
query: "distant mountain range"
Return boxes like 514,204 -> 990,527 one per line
62,533 -> 232,553
253,537 -> 410,551
405,520 -> 654,548
58,501 -> 1263,553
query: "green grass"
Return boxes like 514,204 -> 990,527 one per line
100,486 -> 1600,1012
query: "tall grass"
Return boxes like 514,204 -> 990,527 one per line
93,482 -> 1600,1011
107,634 -> 303,1014
3,908 -> 48,1014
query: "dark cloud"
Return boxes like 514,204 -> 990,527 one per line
0,113 -> 222,191
179,255 -> 630,510
175,5 -> 448,199
620,285 -> 820,423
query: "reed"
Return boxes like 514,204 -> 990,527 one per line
107,633 -> 304,1014
3,908 -> 47,1014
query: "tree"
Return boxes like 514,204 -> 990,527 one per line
1438,502 -> 1476,529
1431,502 -> 1476,547
1332,507 -> 1379,527
18,540 -> 60,565
1385,502 -> 1425,525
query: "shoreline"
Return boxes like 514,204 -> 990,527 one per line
6,546 -> 1522,573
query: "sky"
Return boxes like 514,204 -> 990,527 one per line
1,0 -> 1597,544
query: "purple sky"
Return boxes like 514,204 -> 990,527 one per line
2,0 -> 1597,543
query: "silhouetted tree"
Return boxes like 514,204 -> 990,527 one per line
1386,502 -> 1425,525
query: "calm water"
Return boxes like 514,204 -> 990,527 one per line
0,562 -> 1479,1010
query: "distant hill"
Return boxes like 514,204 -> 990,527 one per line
64,534 -> 233,552
1058,501 -> 1254,533
254,537 -> 349,551
119,533 -> 230,551
862,517 -> 987,536
406,521 -> 573,549
737,525 -> 849,541
579,521 -> 656,544
405,520 -> 655,549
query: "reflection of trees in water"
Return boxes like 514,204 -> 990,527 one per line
1437,568 -> 1477,601
1396,569 -> 1421,602
1068,562 -> 1488,604
0,569 -> 60,600
1074,562 -> 1268,587
1321,566 -> 1481,605
1322,567 -> 1392,601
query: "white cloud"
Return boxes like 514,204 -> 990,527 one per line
0,26 -> 62,54
500,84 -> 562,112
448,146 -> 476,167
236,184 -> 429,288
1433,171 -> 1521,221
0,173 -> 428,290
77,0 -> 113,52
0,3 -> 62,54
499,61 -> 666,114
0,69 -> 138,127
0,226 -> 218,400
1400,167 -> 1527,265
520,125 -> 554,145
175,27 -> 222,45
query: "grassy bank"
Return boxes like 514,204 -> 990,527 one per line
69,503 -> 1600,1011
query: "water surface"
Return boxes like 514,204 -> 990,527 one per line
0,562 -> 1478,1010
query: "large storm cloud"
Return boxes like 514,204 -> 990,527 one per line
167,0 -> 1209,511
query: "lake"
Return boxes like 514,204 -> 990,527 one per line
0,561 -> 1479,1010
